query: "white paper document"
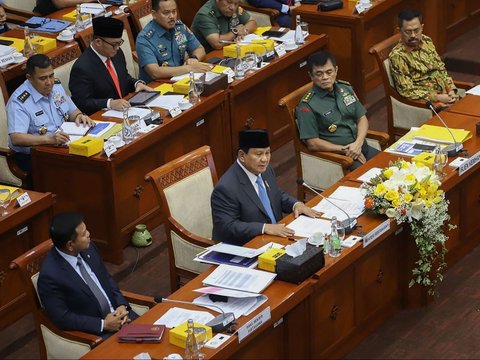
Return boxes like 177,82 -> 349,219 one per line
466,84 -> 480,96
313,198 -> 364,222
193,294 -> 268,319
60,122 -> 90,136
170,72 -> 203,82
154,307 -> 214,328
357,167 -> 383,183
202,264 -> 276,294
102,107 -> 150,119
267,29 -> 309,42
147,94 -> 185,109
206,243 -> 263,258
287,216 -> 332,238
80,3 -> 111,15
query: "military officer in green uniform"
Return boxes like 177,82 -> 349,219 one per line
389,9 -> 457,106
191,0 -> 257,53
296,51 -> 379,170
136,0 -> 211,83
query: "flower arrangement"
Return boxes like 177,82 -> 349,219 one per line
362,159 -> 454,295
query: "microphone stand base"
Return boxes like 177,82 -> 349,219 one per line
340,219 -> 357,234
445,143 -> 463,157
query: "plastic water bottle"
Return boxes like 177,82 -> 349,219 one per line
185,319 -> 199,360
432,145 -> 443,177
329,216 -> 342,258
295,15 -> 305,45
122,108 -> 135,144
188,71 -> 199,105
23,28 -> 35,58
75,5 -> 85,32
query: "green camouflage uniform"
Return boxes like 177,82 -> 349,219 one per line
295,81 -> 379,170
389,35 -> 456,101
191,0 -> 251,53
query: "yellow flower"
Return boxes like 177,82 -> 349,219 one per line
404,174 -> 416,186
433,196 -> 443,204
404,193 -> 413,203
385,189 -> 400,201
383,168 -> 394,179
400,161 -> 409,169
418,188 -> 427,199
392,199 -> 402,207
374,183 -> 387,196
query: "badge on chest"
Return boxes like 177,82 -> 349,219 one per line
343,94 -> 356,106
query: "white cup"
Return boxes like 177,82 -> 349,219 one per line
308,232 -> 324,247
284,41 -> 296,50
60,29 -> 74,40
109,135 -> 122,147
12,52 -> 23,60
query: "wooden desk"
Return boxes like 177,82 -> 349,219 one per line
31,90 -> 229,264
0,190 -> 54,329
215,34 -> 328,152
445,94 -> 480,118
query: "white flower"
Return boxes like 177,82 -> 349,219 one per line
385,208 -> 396,218
408,200 -> 425,221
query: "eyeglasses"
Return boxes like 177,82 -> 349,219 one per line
401,28 -> 422,36
99,37 -> 124,49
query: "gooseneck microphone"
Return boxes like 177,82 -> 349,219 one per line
425,101 -> 463,157
154,297 -> 236,333
296,179 -> 357,234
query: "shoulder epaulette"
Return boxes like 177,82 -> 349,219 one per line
17,90 -> 30,103
54,78 -> 61,84
144,28 -> 154,39
209,10 -> 215,17
337,79 -> 351,86
301,91 -> 314,103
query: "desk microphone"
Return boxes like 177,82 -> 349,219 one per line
425,101 -> 463,157
154,297 -> 236,333
134,104 -> 162,125
95,0 -> 112,17
296,179 -> 357,234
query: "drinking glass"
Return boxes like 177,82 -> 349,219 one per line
300,22 -> 309,38
0,189 -> 12,216
194,327 -> 207,360
336,221 -> 346,242
194,80 -> 204,101
245,51 -> 257,73
438,147 -> 449,177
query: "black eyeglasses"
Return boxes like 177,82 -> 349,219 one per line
99,37 -> 124,49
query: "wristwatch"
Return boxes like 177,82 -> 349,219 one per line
231,27 -> 239,35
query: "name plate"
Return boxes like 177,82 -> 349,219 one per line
458,150 -> 480,176
16,192 -> 32,207
274,44 -> 286,57
237,306 -> 271,343
169,106 -> 182,117
104,141 -> 116,158
0,54 -> 15,68
363,219 -> 390,248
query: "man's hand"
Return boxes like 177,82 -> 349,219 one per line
135,82 -> 153,92
49,131 -> 70,145
74,113 -> 95,127
110,99 -> 131,111
186,62 -> 212,73
436,93 -> 453,104
235,24 -> 248,36
264,224 -> 295,237
293,203 -> 321,218
447,89 -> 458,103
115,305 -> 130,326
185,57 -> 200,65
104,311 -> 127,332
289,2 -> 301,11
342,141 -> 363,160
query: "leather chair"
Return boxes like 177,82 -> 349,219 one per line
9,239 -> 155,360
49,43 -> 82,97
279,82 -> 389,200
0,74 -> 26,186
369,33 -> 473,141
240,0 -> 280,27
2,0 -> 35,21
125,0 -> 153,36
145,146 -> 216,291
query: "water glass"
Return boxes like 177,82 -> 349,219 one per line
194,327 -> 207,360
245,51 -> 257,72
0,189 -> 12,216
300,22 -> 309,38
194,80 -> 204,101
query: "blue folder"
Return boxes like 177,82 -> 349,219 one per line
24,17 -> 70,33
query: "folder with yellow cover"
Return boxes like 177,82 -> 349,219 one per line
413,124 -> 472,144
0,185 -> 23,201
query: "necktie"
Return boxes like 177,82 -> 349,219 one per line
105,58 -> 122,98
256,176 -> 276,224
77,256 -> 110,316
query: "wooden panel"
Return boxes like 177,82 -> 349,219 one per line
233,321 -> 286,359
176,0 -> 204,27
461,169 -> 480,243
309,268 -> 355,358
355,236 -> 401,323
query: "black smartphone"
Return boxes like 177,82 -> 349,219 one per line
0,39 -> 14,46
206,57 -> 222,64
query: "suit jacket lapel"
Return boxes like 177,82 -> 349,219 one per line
234,163 -> 270,219
88,47 -> 119,96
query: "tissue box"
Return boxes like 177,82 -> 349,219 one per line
412,152 -> 436,169
172,77 -> 190,95
31,37 -> 56,54
68,136 -> 104,157
202,73 -> 228,96
258,248 -> 286,272
276,245 -> 324,284
223,44 -> 254,58
251,39 -> 275,53
169,322 -> 212,349
62,9 -> 90,22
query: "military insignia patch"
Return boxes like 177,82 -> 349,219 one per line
300,107 -> 310,113
328,124 -> 337,133
301,91 -> 313,103
145,30 -> 154,39
38,125 -> 47,135
343,94 -> 356,106
17,91 -> 30,103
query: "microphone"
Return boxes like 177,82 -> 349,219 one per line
154,297 -> 236,333
95,0 -> 112,17
134,104 -> 162,125
296,179 -> 357,234
425,101 -> 463,157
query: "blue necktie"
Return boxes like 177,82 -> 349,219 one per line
256,176 -> 276,224
77,256 -> 110,316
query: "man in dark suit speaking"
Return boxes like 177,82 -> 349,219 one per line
211,129 -> 320,245
69,17 -> 151,115
38,212 -> 137,338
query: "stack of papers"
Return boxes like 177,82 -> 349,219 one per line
193,287 -> 268,319
413,124 -> 472,144
147,94 -> 185,109
79,3 -> 111,15
102,107 -> 151,119
203,264 -> 276,294
313,186 -> 365,221
466,84 -> 480,96
0,45 -> 15,57
287,216 -> 332,238
154,307 -> 214,328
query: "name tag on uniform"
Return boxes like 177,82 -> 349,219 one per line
323,110 -> 333,117
35,110 -> 44,116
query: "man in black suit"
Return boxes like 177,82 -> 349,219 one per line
38,212 -> 137,338
69,16 -> 151,115
211,129 -> 320,245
